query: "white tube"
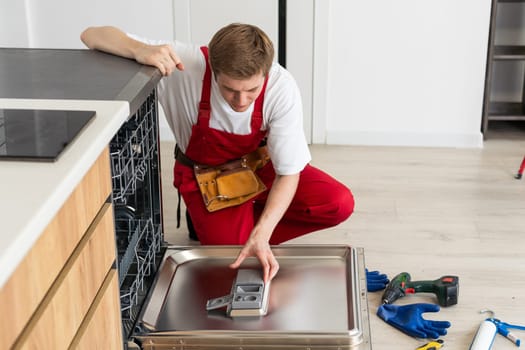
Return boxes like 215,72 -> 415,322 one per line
470,320 -> 497,350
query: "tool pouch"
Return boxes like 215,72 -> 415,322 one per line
194,148 -> 269,212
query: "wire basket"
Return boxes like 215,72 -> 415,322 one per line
110,92 -> 158,202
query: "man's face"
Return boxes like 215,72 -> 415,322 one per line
216,73 -> 265,112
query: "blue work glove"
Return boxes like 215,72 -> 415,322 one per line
366,269 -> 389,292
377,303 -> 451,339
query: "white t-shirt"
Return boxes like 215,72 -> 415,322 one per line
129,34 -> 311,175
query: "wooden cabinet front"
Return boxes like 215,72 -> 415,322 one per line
0,148 -> 123,349
70,269 -> 123,350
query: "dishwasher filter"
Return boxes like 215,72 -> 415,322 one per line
205,268 -> 271,317
131,245 -> 371,350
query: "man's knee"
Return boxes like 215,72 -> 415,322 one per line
306,185 -> 354,226
330,187 -> 355,224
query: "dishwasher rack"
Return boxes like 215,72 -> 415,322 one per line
111,92 -> 158,203
109,89 -> 165,340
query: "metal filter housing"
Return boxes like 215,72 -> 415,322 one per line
206,268 -> 271,317
133,245 -> 371,349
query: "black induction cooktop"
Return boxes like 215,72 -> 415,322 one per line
0,109 -> 95,162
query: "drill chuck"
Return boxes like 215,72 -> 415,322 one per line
382,272 -> 411,305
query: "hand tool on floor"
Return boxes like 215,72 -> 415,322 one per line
470,310 -> 525,349
381,272 -> 459,306
416,339 -> 444,350
206,269 -> 270,317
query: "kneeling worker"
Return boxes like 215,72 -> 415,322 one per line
81,23 -> 354,283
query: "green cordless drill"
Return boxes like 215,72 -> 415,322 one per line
381,272 -> 459,306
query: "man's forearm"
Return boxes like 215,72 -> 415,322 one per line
253,173 -> 300,240
80,26 -> 144,60
230,172 -> 299,282
80,26 -> 183,76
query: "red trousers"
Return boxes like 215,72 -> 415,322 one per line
174,162 -> 354,245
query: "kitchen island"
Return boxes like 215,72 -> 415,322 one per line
0,48 -> 162,349
0,99 -> 128,289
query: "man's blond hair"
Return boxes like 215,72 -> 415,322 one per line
208,23 -> 274,79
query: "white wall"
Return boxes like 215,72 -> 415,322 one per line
2,0 -> 174,48
1,0 -> 492,148
174,0 -> 278,47
318,0 -> 490,148
0,1 -> 30,47
287,0 -> 314,145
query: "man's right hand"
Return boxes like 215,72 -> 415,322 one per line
135,44 -> 184,76
229,235 -> 279,284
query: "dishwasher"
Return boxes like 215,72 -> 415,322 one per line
109,89 -> 372,350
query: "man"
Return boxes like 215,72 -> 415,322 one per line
81,23 -> 354,282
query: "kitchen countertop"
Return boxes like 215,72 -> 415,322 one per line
0,48 -> 159,116
0,98 -> 129,289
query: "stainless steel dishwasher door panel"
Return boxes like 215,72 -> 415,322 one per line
133,245 -> 371,350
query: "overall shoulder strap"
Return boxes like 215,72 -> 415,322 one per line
250,75 -> 269,132
199,46 -> 212,111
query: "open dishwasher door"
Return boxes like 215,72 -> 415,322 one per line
130,245 -> 372,350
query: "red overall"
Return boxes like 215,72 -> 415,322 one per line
173,47 -> 354,245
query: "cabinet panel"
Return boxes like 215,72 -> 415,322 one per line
482,0 -> 525,135
0,148 -> 112,349
14,201 -> 116,349
70,269 -> 123,350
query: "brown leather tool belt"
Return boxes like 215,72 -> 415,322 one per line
174,144 -> 271,212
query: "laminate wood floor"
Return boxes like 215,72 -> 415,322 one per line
159,134 -> 525,350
